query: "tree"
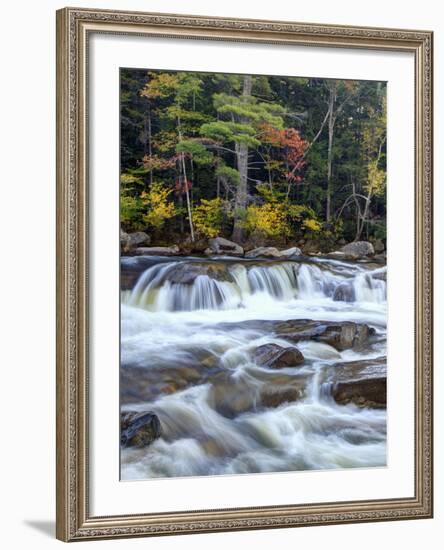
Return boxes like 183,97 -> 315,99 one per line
200,75 -> 286,241
335,93 -> 387,240
141,72 -> 209,241
324,80 -> 357,222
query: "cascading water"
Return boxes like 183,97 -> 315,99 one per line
123,259 -> 386,312
120,256 -> 387,480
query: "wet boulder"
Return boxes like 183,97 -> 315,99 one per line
371,268 -> 387,282
205,237 -> 244,257
339,241 -> 375,259
166,262 -> 232,284
260,381 -> 306,408
121,411 -> 162,447
134,245 -> 180,256
325,357 -> 386,408
333,282 -> 356,302
253,343 -> 305,369
273,319 -> 374,351
208,374 -> 257,418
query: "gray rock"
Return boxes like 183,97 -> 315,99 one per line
134,245 -> 180,256
245,247 -> 281,258
167,262 -> 232,284
121,411 -> 162,447
326,251 -> 348,260
246,246 -> 301,259
333,282 -> 356,302
340,241 -> 375,258
253,343 -> 305,369
206,237 -> 244,256
126,231 -> 150,250
374,252 -> 387,263
373,239 -> 385,253
120,229 -> 130,251
273,319 -> 374,351
371,268 -> 387,282
280,246 -> 302,257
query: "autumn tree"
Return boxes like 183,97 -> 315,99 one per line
200,75 -> 286,241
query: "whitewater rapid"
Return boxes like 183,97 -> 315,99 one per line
120,256 -> 387,480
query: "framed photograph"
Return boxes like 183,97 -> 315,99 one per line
56,7 -> 433,542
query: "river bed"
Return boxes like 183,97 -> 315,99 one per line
120,255 -> 387,480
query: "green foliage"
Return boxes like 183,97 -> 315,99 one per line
215,164 -> 241,186
120,191 -> 144,231
176,140 -> 214,165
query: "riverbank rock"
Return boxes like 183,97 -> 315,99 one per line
253,343 -> 305,368
121,231 -> 151,252
178,238 -> 209,255
339,241 -> 375,259
121,410 -> 162,447
245,246 -> 301,259
205,237 -> 244,256
128,231 -> 150,249
120,229 -> 130,251
374,252 -> 387,263
134,245 -> 180,256
372,239 -> 385,253
325,357 -> 386,408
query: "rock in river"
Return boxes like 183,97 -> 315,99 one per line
325,357 -> 386,408
333,282 -> 356,302
253,343 -> 304,368
121,410 -> 162,447
165,262 -> 233,284
273,319 -> 374,351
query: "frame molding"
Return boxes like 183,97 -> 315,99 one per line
56,7 -> 433,542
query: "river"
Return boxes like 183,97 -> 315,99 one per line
120,255 -> 387,480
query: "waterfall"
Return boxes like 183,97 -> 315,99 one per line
123,259 -> 387,312
353,273 -> 386,303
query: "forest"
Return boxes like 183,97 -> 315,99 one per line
120,69 -> 387,252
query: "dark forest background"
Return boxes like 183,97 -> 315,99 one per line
120,69 -> 386,250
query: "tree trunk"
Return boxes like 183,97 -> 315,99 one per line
147,106 -> 153,184
177,114 -> 195,241
232,74 -> 252,243
326,85 -> 336,222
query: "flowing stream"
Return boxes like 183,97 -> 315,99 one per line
120,255 -> 387,480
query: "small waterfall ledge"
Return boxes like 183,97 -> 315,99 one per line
123,258 -> 386,312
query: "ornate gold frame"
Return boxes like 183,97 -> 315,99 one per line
56,7 -> 433,542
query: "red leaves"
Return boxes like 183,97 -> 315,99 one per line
175,176 -> 193,195
259,124 -> 308,184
